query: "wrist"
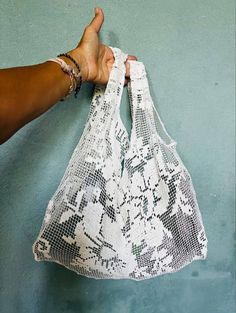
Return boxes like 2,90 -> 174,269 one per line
66,48 -> 88,83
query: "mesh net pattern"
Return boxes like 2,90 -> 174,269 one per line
32,47 -> 208,280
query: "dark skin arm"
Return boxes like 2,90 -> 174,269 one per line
0,7 -> 137,144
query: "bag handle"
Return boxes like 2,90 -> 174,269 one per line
104,46 -> 128,106
103,47 -> 130,152
79,47 -> 129,143
92,47 -> 128,127
127,60 -> 177,147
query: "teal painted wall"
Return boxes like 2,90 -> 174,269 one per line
0,1 -> 235,312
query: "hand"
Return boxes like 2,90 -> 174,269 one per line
67,7 -> 137,85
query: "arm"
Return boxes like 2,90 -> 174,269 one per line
0,52 -> 87,144
0,7 -> 136,144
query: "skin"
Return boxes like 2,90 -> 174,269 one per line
0,7 -> 137,144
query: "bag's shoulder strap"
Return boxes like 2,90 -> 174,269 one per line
78,47 -> 128,143
127,60 -> 177,147
107,47 -> 130,160
89,46 -> 128,122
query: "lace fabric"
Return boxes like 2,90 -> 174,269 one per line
32,47 -> 208,280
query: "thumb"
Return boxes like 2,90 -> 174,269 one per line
89,7 -> 104,33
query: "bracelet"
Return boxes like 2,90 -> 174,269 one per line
47,57 -> 77,101
57,53 -> 83,98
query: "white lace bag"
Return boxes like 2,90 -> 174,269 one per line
32,47 -> 208,280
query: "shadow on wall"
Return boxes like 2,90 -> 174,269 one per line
107,31 -> 121,49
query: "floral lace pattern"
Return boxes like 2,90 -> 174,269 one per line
32,47 -> 208,280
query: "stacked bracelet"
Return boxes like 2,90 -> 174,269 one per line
57,53 -> 83,99
47,53 -> 83,101
47,57 -> 76,101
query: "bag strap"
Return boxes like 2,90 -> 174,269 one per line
90,47 -> 128,126
103,47 -> 130,160
104,46 -> 129,118
78,47 -> 129,145
127,60 -> 177,147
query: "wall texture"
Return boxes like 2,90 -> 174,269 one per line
0,1 -> 235,313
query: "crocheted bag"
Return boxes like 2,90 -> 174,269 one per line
32,47 -> 208,280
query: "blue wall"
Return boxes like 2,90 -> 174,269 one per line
0,1 -> 235,312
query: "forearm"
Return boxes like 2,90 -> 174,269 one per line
0,6 -> 135,145
0,52 -> 85,144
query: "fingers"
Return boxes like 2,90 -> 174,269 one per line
127,55 -> 138,61
124,55 -> 138,81
88,7 -> 104,33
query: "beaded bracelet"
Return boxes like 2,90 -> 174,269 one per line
47,57 -> 78,101
57,53 -> 83,99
